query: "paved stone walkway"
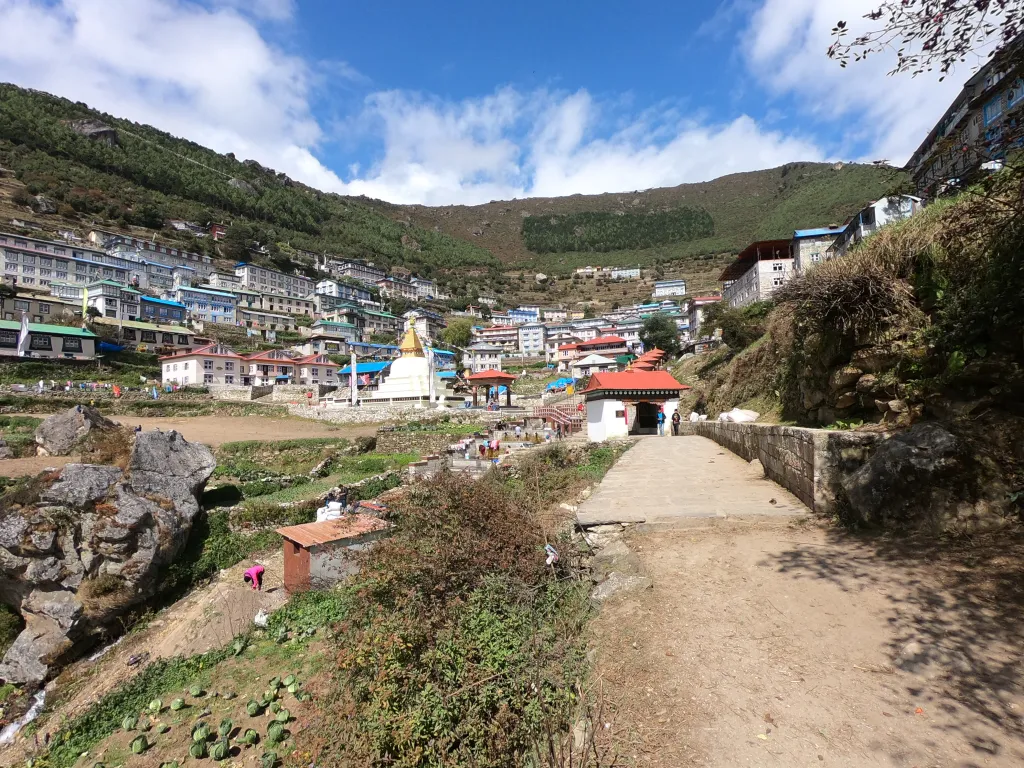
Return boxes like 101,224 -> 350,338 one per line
577,435 -> 806,525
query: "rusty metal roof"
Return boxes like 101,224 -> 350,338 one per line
276,514 -> 390,547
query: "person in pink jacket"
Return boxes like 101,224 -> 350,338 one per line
243,564 -> 265,591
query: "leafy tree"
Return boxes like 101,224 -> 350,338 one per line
221,222 -> 254,262
702,301 -> 773,351
370,332 -> 396,345
440,317 -> 474,349
85,306 -> 101,319
828,1 -> 1024,79
640,313 -> 681,357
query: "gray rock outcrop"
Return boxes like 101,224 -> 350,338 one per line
0,430 -> 216,685
34,406 -> 116,456
68,118 -> 120,146
229,178 -> 257,195
0,437 -> 10,459
841,422 -> 1009,532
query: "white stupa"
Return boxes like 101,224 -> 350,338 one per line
370,327 -> 437,403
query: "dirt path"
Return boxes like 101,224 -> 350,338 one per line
0,553 -> 287,764
592,518 -> 1024,767
0,414 -> 377,476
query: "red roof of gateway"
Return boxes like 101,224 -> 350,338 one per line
577,335 -> 626,347
582,370 -> 688,393
466,369 -> 517,382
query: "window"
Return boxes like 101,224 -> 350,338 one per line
14,300 -> 29,311
141,331 -> 157,343
984,97 -> 1003,125
204,374 -> 214,383
62,336 -> 82,353
0,329 -> 17,347
311,367 -> 319,376
203,359 -> 213,370
772,276 -> 785,287
38,303 -> 51,314
177,335 -> 189,344
123,328 -> 136,340
29,334 -> 52,351
225,361 -> 234,371
105,309 -> 117,318
772,262 -> 785,272
161,333 -> 174,344
225,375 -> 234,384
173,363 -> 178,371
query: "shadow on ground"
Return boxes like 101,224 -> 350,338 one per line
764,527 -> 1024,765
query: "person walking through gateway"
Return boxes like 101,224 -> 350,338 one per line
657,407 -> 666,436
671,409 -> 681,436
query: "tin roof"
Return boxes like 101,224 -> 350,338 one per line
582,370 -> 688,394
276,514 -> 390,547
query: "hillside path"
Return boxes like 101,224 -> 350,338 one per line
586,435 -> 1024,767
577,435 -> 805,525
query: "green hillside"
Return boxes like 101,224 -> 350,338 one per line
523,206 -> 715,253
0,84 -> 499,277
371,162 -> 905,276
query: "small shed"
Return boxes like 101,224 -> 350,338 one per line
276,515 -> 391,594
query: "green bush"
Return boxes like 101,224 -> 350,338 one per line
703,300 -> 774,352
0,603 -> 23,656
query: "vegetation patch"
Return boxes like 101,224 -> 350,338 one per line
0,414 -> 42,458
523,207 -> 715,253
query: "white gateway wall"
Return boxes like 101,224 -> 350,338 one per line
587,398 -> 628,442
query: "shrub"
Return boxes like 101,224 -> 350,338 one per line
0,603 -> 23,656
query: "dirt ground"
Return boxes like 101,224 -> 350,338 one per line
0,414 -> 377,476
0,553 -> 286,765
593,518 -> 1024,768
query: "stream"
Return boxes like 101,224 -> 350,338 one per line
0,690 -> 45,745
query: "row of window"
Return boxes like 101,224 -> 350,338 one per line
0,330 -> 84,352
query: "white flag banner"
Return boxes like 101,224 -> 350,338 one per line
17,313 -> 31,356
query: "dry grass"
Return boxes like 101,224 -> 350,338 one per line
775,202 -> 954,336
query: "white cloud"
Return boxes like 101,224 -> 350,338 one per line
0,0 -> 346,191
341,88 -> 827,205
744,0 -> 973,163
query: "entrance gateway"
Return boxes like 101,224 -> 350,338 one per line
582,369 -> 689,441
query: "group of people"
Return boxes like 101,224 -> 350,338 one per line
657,408 -> 685,436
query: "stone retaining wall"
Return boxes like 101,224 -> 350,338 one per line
208,384 -> 274,402
288,403 -> 507,426
376,430 -> 482,456
692,421 -> 886,514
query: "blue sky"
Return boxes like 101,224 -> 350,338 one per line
0,0 -> 968,204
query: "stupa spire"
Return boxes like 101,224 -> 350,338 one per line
399,327 -> 425,358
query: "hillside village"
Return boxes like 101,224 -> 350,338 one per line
1,9 -> 1024,768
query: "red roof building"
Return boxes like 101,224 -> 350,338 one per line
276,514 -> 391,594
583,369 -> 689,441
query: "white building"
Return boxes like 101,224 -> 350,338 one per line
403,309 -> 446,342
472,324 -> 519,352
322,258 -> 386,285
687,296 -> 722,338
653,279 -> 688,298
161,344 -> 245,386
541,307 -> 568,322
609,267 -> 641,280
295,354 -> 341,386
207,272 -> 243,292
571,353 -> 618,377
719,240 -> 793,308
583,370 -> 686,441
466,342 -> 504,373
826,195 -> 923,261
234,263 -> 314,298
518,321 -> 546,356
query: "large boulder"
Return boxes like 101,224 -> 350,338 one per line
0,430 -> 216,685
841,423 -> 1010,532
34,406 -> 117,456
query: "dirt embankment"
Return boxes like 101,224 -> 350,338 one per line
593,519 -> 1024,767
0,554 -> 286,765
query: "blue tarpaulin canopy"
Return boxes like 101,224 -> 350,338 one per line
339,361 -> 392,375
545,377 -> 575,391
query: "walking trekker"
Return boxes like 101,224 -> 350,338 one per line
671,410 -> 681,436
657,408 -> 666,436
